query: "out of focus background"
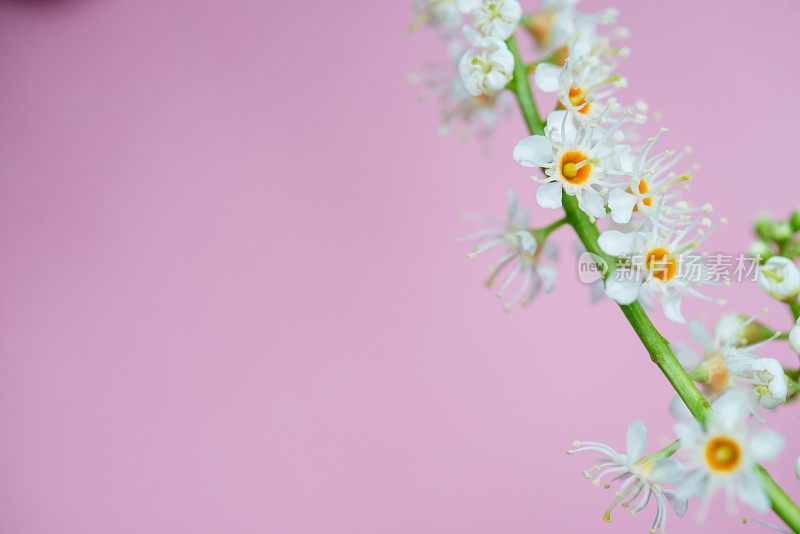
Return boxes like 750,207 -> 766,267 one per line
0,0 -> 798,532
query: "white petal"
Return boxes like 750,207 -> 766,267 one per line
669,394 -> 693,421
604,271 -> 642,305
750,428 -> 786,462
513,135 -> 554,167
725,348 -> 755,376
536,182 -> 563,209
737,471 -> 770,512
608,188 -> 637,224
533,63 -> 562,92
577,189 -> 606,219
662,292 -> 685,323
687,318 -> 713,348
515,230 -> 537,255
789,323 -> 800,354
597,230 -> 636,257
671,342 -> 700,370
712,390 -> 750,433
674,421 -> 701,448
651,458 -> 687,485
625,419 -> 647,462
664,491 -> 688,518
537,265 -> 558,293
457,0 -> 480,12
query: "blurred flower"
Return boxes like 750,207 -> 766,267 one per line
410,0 -> 463,35
568,420 -> 688,532
676,391 -> 785,519
788,317 -> 800,355
757,256 -> 800,301
457,190 -> 558,311
458,0 -> 521,40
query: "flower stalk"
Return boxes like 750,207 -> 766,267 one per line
505,36 -> 800,534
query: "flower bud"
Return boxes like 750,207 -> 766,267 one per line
756,256 -> 800,301
773,221 -> 792,243
789,318 -> 800,355
754,214 -> 774,241
748,241 -> 772,263
791,210 -> 800,233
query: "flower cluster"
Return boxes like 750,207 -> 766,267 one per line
412,1 -> 800,532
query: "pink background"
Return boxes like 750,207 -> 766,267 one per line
0,0 -> 799,532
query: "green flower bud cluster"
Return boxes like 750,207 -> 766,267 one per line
750,209 -> 800,263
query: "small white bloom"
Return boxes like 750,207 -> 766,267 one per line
676,390 -> 785,519
598,220 -> 724,323
757,256 -> 800,301
410,0 -> 463,34
457,190 -> 558,311
458,0 -> 521,40
605,133 -> 702,226
458,36 -> 514,96
514,110 -> 629,219
725,347 -> 788,409
569,420 -> 688,532
534,56 -> 625,124
674,313 -> 764,401
788,316 -> 800,354
410,41 -> 511,147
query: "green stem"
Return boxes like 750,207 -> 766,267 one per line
506,37 -> 800,533
505,35 -> 544,135
532,216 -> 568,239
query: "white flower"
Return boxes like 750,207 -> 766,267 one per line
568,420 -> 688,532
790,316 -> 800,354
673,313 -> 763,401
457,190 -> 558,311
534,56 -> 628,125
598,220 -> 724,322
757,256 -> 800,301
605,134 -> 708,226
457,36 -> 514,96
725,347 -> 788,410
676,391 -> 785,519
410,0 -> 463,34
524,0 -> 579,51
513,109 -> 629,219
410,41 -> 511,147
458,0 -> 521,40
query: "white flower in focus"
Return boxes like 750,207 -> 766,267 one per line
789,316 -> 800,354
513,110 -> 629,219
676,391 -> 785,519
725,347 -> 788,410
534,57 -> 628,124
410,0 -> 463,34
569,420 -> 688,532
458,36 -> 514,96
606,134 -> 707,227
598,220 -> 725,323
458,0 -> 522,40
757,256 -> 800,301
457,190 -> 558,311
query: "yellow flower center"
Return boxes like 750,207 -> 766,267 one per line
568,87 -> 590,115
645,247 -> 677,281
559,151 -> 591,185
704,436 -> 742,472
638,179 -> 653,207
